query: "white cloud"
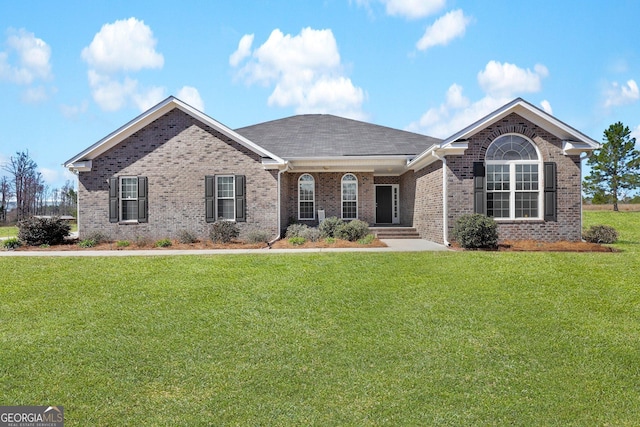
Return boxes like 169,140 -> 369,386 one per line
0,28 -> 52,85
39,167 -> 60,185
408,60 -> 549,138
21,85 -> 49,104
60,100 -> 89,119
416,9 -> 471,51
229,34 -> 254,67
383,0 -> 445,19
603,79 -> 639,108
82,18 -> 167,112
540,99 -> 553,114
232,27 -> 366,119
478,61 -> 548,98
177,86 -> 204,111
81,18 -> 163,73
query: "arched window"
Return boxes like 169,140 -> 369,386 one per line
341,173 -> 358,220
298,174 -> 315,220
486,134 -> 541,219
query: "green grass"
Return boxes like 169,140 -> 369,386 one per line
1,211 -> 639,425
0,225 -> 18,238
583,209 -> 640,252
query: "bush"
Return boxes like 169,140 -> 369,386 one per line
82,231 -> 109,244
286,223 -> 309,239
325,237 -> 336,244
246,229 -> 271,244
155,238 -> 172,247
319,216 -> 344,238
78,239 -> 97,248
17,216 -> 71,246
2,237 -> 21,250
116,240 -> 131,248
452,214 -> 498,249
335,219 -> 370,242
176,230 -> 198,244
288,236 -> 306,246
583,224 -> 618,244
210,220 -> 240,243
302,227 -> 321,242
135,236 -> 151,247
358,234 -> 375,245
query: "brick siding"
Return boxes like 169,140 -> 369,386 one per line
404,162 -> 444,242
78,109 -> 279,241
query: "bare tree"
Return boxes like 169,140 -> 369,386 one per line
0,175 -> 11,222
3,151 -> 39,220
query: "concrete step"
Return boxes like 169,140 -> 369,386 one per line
370,227 -> 421,239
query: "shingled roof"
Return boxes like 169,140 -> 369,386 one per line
235,114 -> 441,158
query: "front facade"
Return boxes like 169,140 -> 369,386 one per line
65,97 -> 599,244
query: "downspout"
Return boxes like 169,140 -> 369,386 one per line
275,162 -> 290,240
432,151 -> 450,246
580,153 -> 589,241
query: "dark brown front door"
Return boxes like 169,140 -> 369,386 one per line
376,186 -> 393,223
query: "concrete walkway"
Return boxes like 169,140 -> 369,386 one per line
0,238 -> 449,257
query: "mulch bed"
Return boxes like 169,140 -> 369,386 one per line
451,240 -> 617,252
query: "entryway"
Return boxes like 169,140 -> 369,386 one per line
375,184 -> 399,224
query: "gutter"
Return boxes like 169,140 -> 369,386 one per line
432,151 -> 450,246
275,162 -> 290,240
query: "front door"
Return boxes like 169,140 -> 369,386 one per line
376,185 -> 393,223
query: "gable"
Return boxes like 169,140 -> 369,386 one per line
64,97 -> 285,172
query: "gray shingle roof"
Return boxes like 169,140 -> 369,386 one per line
235,114 -> 441,158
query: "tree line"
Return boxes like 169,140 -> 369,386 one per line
1,150 -> 77,223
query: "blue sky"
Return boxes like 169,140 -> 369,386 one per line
1,0 -> 639,191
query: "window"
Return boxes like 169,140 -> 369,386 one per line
485,134 -> 540,219
298,174 -> 315,220
108,176 -> 148,223
341,173 -> 358,220
205,175 -> 246,222
216,175 -> 235,220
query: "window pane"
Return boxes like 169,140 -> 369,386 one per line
487,193 -> 510,218
121,199 -> 138,220
343,201 -> 357,219
300,183 -> 314,201
217,199 -> 234,220
217,176 -> 234,198
300,201 -> 314,219
121,177 -> 138,199
486,135 -> 538,161
515,193 -> 538,218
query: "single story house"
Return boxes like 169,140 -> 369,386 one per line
64,96 -> 599,244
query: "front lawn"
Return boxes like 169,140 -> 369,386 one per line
2,250 -> 640,426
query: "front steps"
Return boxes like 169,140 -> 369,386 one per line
370,226 -> 421,239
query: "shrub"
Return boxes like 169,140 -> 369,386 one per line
335,219 -> 370,242
302,227 -> 321,242
116,240 -> 131,248
78,239 -> 97,248
210,220 -> 240,243
17,216 -> 71,246
155,238 -> 172,247
83,231 -> 109,244
583,224 -> 618,244
288,236 -> 306,246
319,216 -> 344,238
286,223 -> 309,239
358,234 -> 375,245
452,214 -> 498,249
2,237 -> 21,250
176,230 -> 198,244
246,229 -> 271,244
135,236 -> 151,247
325,237 -> 336,244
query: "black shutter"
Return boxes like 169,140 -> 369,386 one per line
235,175 -> 246,222
137,176 -> 148,223
473,162 -> 486,214
544,162 -> 557,221
205,175 -> 215,223
109,177 -> 119,223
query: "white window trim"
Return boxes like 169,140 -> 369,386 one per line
119,176 -> 138,223
215,175 -> 236,221
341,173 -> 358,220
298,174 -> 315,220
486,134 -> 543,220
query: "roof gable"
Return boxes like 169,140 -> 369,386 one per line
64,97 -> 285,170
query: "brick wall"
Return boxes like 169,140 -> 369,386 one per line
283,172 -> 375,226
78,109 -> 279,241
445,112 -> 583,242
404,162 -> 444,242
